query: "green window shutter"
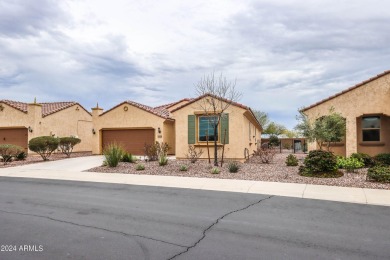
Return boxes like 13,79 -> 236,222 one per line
188,115 -> 196,144
221,113 -> 229,144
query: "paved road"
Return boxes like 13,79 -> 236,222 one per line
0,177 -> 389,260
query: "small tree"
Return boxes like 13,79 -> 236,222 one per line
296,108 -> 346,151
196,72 -> 242,166
0,144 -> 23,165
253,110 -> 269,129
59,137 -> 81,157
264,122 -> 286,136
28,136 -> 60,161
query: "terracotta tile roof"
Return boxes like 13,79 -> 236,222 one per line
0,100 -> 90,117
0,100 -> 28,113
170,93 -> 250,113
302,70 -> 390,112
154,98 -> 193,110
169,93 -> 262,130
100,100 -> 173,119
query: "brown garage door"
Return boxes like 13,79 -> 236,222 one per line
102,129 -> 155,155
0,128 -> 28,151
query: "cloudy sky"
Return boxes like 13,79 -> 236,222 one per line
1,0 -> 389,128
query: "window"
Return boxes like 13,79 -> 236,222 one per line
198,116 -> 219,142
362,116 -> 380,141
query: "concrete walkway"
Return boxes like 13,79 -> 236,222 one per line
0,156 -> 389,207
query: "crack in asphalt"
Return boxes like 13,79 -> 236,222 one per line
0,209 -> 187,249
168,195 -> 274,260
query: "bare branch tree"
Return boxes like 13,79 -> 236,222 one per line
195,72 -> 242,166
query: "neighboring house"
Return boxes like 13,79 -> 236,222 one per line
0,99 -> 93,153
302,70 -> 390,157
92,94 -> 262,161
91,100 -> 176,155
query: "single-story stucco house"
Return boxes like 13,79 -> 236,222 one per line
92,94 -> 262,161
302,70 -> 390,157
0,99 -> 93,153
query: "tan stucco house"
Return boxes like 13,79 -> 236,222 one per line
302,70 -> 390,157
0,99 -> 93,153
92,94 -> 262,161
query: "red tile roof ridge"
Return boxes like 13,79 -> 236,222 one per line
302,70 -> 390,112
0,100 -> 90,116
170,93 -> 249,113
100,100 -> 173,119
154,98 -> 193,110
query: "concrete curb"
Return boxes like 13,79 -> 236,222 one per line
1,167 -> 389,207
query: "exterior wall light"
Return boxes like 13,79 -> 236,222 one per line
28,126 -> 33,133
92,129 -> 96,135
158,127 -> 161,134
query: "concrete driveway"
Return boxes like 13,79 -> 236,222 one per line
5,155 -> 105,172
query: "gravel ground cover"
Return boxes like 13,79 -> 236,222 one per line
88,153 -> 390,190
0,152 -> 93,168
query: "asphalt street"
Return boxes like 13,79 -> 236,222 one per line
0,177 -> 389,260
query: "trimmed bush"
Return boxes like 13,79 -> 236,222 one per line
211,167 -> 220,174
59,137 -> 81,157
337,157 -> 364,173
367,166 -> 390,183
374,153 -> 390,166
0,144 -> 24,165
299,150 -> 340,177
28,136 -> 60,161
122,153 -> 136,163
136,164 -> 145,171
350,153 -> 374,167
179,165 -> 188,171
103,143 -> 124,167
285,154 -> 299,166
227,161 -> 240,173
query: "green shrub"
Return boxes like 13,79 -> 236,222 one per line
136,164 -> 145,171
337,156 -> 364,173
285,154 -> 299,166
227,161 -> 240,173
15,151 -> 27,161
28,136 -> 60,161
0,144 -> 24,165
367,166 -> 390,183
211,167 -> 220,174
350,153 -> 374,167
299,150 -> 338,176
103,143 -> 124,167
158,156 -> 168,166
59,136 -> 81,157
374,153 -> 390,166
122,153 -> 136,163
269,135 -> 280,147
179,165 -> 188,171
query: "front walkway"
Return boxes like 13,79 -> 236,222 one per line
0,156 -> 389,207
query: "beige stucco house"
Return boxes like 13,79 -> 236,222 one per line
302,70 -> 390,157
0,99 -> 93,153
92,94 -> 262,161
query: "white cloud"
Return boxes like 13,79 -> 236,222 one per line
0,0 -> 390,128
